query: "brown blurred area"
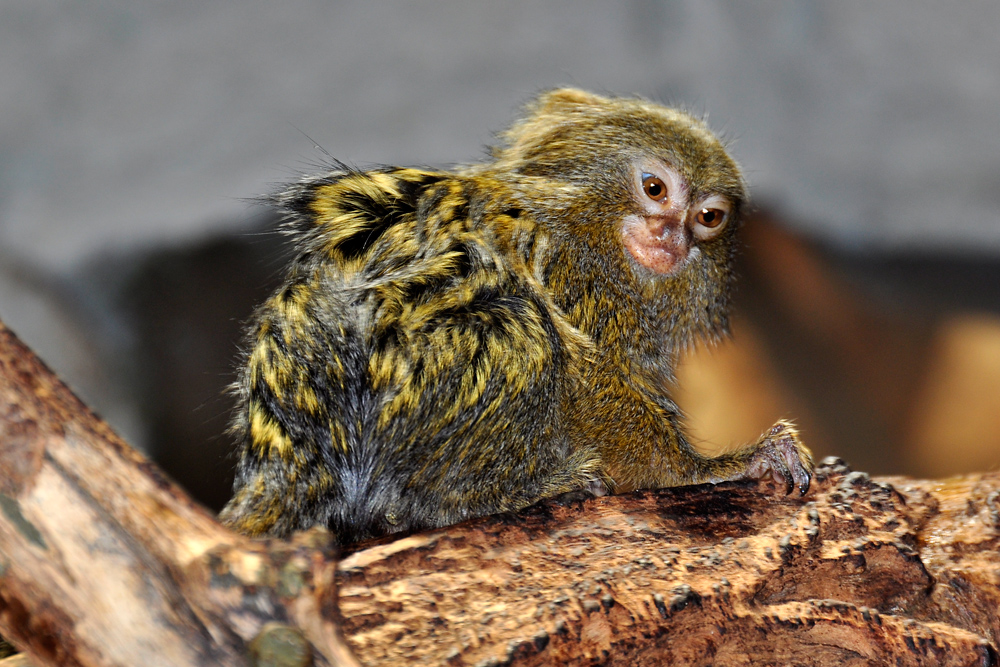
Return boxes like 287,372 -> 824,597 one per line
678,214 -> 1000,479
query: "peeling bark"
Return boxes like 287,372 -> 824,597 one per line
337,468 -> 1000,666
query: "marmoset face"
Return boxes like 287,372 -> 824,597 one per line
621,157 -> 733,276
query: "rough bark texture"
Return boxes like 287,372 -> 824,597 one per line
337,470 -> 1000,666
0,320 -> 360,667
1,317 -> 999,666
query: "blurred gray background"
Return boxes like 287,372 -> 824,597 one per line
2,1 -> 999,508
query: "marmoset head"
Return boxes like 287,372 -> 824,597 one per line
495,88 -> 744,266
486,87 -> 747,346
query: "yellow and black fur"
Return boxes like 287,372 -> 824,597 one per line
221,89 -> 813,543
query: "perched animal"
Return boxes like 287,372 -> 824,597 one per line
220,88 -> 814,544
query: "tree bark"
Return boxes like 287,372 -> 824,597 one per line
0,320 -> 359,667
336,470 -> 1000,666
1,317 -> 998,666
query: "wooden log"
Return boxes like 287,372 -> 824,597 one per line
1,315 -> 999,666
338,469 -> 1000,666
0,320 -> 360,667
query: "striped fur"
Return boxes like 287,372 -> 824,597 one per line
221,89 -> 812,543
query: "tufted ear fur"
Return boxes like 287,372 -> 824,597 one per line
493,88 -> 611,164
532,88 -> 608,114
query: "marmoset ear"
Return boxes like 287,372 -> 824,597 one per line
494,88 -> 610,164
534,88 -> 608,114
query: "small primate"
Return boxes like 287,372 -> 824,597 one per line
220,88 -> 814,544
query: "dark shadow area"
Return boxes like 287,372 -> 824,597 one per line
86,217 -> 294,510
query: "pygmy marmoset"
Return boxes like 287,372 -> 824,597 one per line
220,88 -> 814,544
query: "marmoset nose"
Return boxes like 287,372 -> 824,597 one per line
648,212 -> 687,241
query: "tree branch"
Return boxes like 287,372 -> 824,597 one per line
0,320 -> 358,667
1,316 -> 998,666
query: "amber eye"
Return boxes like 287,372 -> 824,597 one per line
696,208 -> 726,228
642,174 -> 668,202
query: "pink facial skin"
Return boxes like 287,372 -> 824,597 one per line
621,159 -> 731,276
